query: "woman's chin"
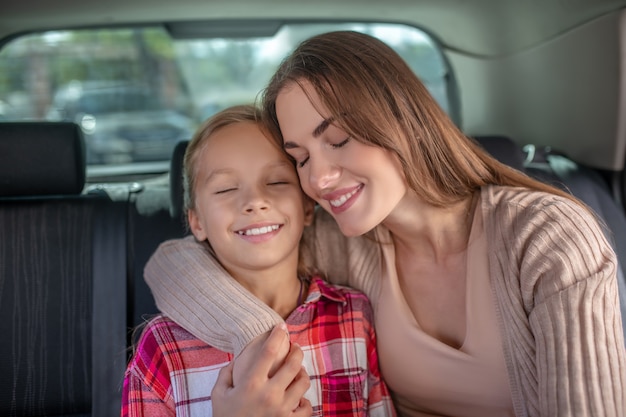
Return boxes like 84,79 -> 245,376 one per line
336,218 -> 376,237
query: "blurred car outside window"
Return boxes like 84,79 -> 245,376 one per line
0,22 -> 451,180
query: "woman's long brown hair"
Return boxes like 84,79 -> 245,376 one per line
261,30 -> 579,207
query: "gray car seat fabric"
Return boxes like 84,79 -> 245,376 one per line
0,122 -> 127,417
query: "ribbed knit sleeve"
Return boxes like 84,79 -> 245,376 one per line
144,236 -> 281,355
484,186 -> 626,417
143,208 -> 373,355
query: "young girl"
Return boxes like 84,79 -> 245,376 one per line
144,32 -> 626,417
122,105 -> 395,417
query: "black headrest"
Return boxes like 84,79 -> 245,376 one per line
169,140 -> 189,220
0,122 -> 86,197
472,135 -> 526,172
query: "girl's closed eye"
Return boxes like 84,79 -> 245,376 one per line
214,187 -> 237,195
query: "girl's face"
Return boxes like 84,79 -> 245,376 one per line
276,81 -> 408,236
188,121 -> 313,280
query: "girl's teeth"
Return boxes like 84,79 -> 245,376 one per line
238,224 -> 279,236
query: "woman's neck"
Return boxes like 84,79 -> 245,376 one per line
383,192 -> 478,264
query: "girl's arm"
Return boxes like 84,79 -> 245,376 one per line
122,319 -> 178,417
122,372 -> 173,417
362,304 -> 396,417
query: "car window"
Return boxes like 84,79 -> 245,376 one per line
0,22 -> 451,179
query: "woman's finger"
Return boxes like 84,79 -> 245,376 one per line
284,366 -> 311,411
213,360 -> 235,393
270,342 -> 306,391
291,398 -> 313,417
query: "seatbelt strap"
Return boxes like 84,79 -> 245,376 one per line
91,200 -> 128,416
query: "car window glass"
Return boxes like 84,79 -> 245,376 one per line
0,23 -> 450,178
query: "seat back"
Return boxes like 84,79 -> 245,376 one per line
0,122 -> 127,416
169,139 -> 190,224
126,139 -> 189,330
472,135 -> 526,172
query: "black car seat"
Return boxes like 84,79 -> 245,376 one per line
0,122 -> 127,417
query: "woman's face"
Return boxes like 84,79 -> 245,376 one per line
276,81 -> 408,236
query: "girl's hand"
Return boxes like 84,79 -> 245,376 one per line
211,324 -> 312,417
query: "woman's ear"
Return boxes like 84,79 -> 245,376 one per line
187,209 -> 208,241
302,197 -> 315,226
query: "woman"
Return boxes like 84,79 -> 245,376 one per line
145,31 -> 626,416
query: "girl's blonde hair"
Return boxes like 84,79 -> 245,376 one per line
261,30 -> 579,206
184,104 -> 263,214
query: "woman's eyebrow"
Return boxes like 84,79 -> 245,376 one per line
283,141 -> 299,150
313,117 -> 334,137
284,117 -> 334,150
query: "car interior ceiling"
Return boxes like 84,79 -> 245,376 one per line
2,1 -> 626,415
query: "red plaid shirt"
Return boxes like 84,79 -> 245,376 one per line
122,276 -> 396,417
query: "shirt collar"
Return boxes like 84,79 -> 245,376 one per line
302,276 -> 347,305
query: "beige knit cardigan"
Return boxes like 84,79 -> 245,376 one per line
145,185 -> 626,417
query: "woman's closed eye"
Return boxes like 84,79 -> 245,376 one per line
290,137 -> 350,168
296,156 -> 310,168
331,137 -> 350,149
284,150 -> 309,168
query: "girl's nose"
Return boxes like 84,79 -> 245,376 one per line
242,187 -> 270,213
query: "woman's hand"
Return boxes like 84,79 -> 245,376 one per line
211,324 -> 312,417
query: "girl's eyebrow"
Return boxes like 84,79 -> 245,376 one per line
202,168 -> 233,184
283,117 -> 334,149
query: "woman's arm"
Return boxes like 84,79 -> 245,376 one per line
527,206 -> 626,417
144,207 -> 383,353
144,235 -> 280,354
491,189 -> 626,416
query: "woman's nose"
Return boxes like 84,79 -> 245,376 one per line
307,157 -> 340,192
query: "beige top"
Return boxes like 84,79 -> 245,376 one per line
375,200 -> 514,416
145,185 -> 626,417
